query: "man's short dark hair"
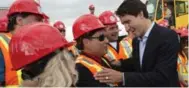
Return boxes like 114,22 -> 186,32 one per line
7,12 -> 35,32
116,0 -> 148,18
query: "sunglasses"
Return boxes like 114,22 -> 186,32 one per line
89,34 -> 106,41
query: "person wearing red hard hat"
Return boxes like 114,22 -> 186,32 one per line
0,16 -> 8,32
175,29 -> 188,87
9,23 -> 78,87
53,21 -> 80,58
89,4 -> 95,15
95,0 -> 180,87
99,11 -> 133,67
53,21 -> 66,37
73,14 -> 118,87
0,0 -> 49,86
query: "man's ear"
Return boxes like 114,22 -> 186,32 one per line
16,16 -> 24,26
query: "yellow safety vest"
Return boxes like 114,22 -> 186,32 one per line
76,55 -> 118,86
0,33 -> 22,87
105,37 -> 132,61
67,44 -> 80,57
177,51 -> 188,81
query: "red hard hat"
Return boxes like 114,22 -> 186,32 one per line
53,21 -> 66,31
175,29 -> 182,35
7,0 -> 48,19
89,4 -> 95,10
72,14 -> 105,40
10,22 -> 71,70
99,11 -> 118,25
180,29 -> 188,38
0,16 -> 8,32
158,19 -> 169,27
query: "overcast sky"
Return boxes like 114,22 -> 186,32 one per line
0,0 -> 128,41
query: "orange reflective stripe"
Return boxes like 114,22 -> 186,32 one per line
125,38 -> 132,52
179,55 -> 188,73
68,45 -> 79,57
4,33 -> 12,39
178,53 -> 188,73
106,46 -> 119,61
119,41 -> 129,59
76,55 -> 103,75
0,33 -> 22,86
120,37 -> 132,59
105,37 -> 133,61
5,33 -> 23,85
79,61 -> 102,74
76,55 -> 118,86
181,51 -> 187,65
177,52 -> 188,81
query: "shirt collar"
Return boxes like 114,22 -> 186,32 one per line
82,51 -> 102,64
138,22 -> 155,40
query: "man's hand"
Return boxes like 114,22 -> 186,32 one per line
94,67 -> 123,84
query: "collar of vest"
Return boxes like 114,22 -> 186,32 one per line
81,52 -> 102,64
118,35 -> 127,42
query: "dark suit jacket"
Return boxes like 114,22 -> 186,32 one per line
121,23 -> 180,87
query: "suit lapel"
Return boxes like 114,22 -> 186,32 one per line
133,38 -> 141,71
142,23 -> 160,69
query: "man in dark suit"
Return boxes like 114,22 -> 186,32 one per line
94,0 -> 180,87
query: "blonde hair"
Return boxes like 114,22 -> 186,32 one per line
22,49 -> 78,87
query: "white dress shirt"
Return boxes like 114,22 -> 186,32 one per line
138,22 -> 155,68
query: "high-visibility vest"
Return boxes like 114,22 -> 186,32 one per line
177,51 -> 188,82
76,55 -> 118,86
67,45 -> 80,57
0,33 -> 22,86
105,37 -> 132,61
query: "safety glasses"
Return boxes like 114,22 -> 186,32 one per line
89,34 -> 106,41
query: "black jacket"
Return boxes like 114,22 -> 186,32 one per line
121,23 -> 180,87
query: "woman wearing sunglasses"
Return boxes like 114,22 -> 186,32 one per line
72,14 -> 119,87
9,23 -> 78,87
